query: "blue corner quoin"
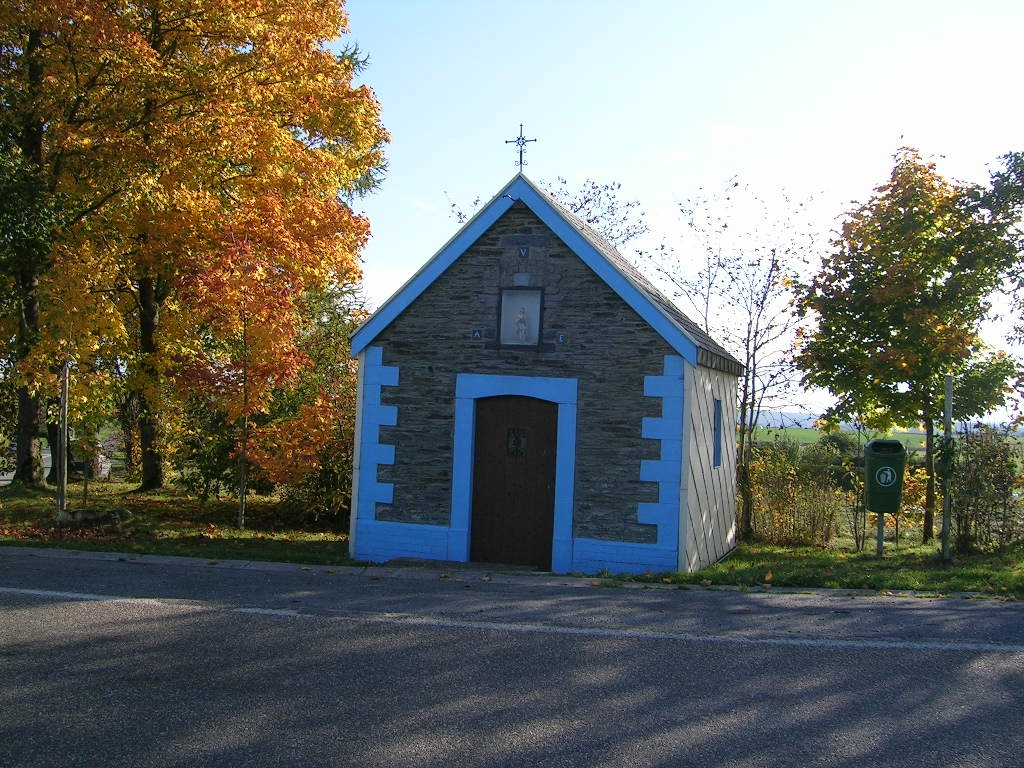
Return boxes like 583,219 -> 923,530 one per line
575,355 -> 685,574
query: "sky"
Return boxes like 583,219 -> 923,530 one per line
341,0 -> 1023,410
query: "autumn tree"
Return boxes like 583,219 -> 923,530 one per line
650,179 -> 818,540
246,285 -> 366,526
173,229 -> 313,525
795,148 -> 1019,541
172,273 -> 366,526
0,4 -> 135,485
171,179 -> 369,517
68,0 -> 387,489
1,2 -> 386,502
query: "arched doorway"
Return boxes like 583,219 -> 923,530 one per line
470,395 -> 557,569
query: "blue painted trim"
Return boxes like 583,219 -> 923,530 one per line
348,352 -> 367,549
350,175 -> 700,365
448,394 -> 476,563
456,374 -> 578,402
635,356 -> 685,548
351,345 -> 399,526
353,519 -> 451,562
572,538 -> 678,575
352,353 -> 694,575
453,374 -> 578,572
713,397 -> 724,468
351,190 -> 516,355
552,355 -> 688,575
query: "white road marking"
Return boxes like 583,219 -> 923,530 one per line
234,607 -> 302,617
363,612 -> 1024,655
4,585 -> 1023,656
0,586 -> 165,606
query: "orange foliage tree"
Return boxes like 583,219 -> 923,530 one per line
1,1 -> 387,490
100,0 -> 387,489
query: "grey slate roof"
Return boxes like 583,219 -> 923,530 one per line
532,180 -> 745,377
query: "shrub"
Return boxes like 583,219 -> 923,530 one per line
951,424 -> 1024,553
748,436 -> 840,546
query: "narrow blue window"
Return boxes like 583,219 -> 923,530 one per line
713,398 -> 723,468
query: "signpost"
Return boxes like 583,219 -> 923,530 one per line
941,374 -> 953,563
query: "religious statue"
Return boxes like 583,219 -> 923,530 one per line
515,307 -> 529,342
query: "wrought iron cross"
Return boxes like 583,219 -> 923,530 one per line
505,123 -> 536,167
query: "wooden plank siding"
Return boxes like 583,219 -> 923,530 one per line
683,362 -> 738,571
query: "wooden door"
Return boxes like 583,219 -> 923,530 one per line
470,396 -> 557,570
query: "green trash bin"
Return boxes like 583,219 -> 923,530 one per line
864,439 -> 907,513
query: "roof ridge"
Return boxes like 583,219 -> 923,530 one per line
525,178 -> 743,375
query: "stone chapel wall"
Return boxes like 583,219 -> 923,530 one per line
372,203 -> 676,544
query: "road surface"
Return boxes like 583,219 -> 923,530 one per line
2,547 -> 1022,767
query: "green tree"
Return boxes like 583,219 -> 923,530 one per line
950,424 -> 1024,553
795,148 -> 1018,541
987,151 -> 1024,345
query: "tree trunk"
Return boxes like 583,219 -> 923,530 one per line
11,30 -> 47,488
735,422 -> 754,540
136,275 -> 164,490
45,413 -> 76,485
13,263 -> 44,486
737,460 -> 754,540
118,389 -> 141,478
13,387 -> 44,486
735,367 -> 755,540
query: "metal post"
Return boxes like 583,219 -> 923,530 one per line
941,374 -> 953,562
56,361 -> 69,522
876,507 -> 884,558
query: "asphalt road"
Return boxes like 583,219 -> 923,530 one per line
2,547 -> 1023,768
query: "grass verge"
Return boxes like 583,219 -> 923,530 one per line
0,480 -> 356,567
4,480 -> 1023,596
624,541 -> 1024,597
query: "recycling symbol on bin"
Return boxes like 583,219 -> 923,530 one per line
875,466 -> 898,488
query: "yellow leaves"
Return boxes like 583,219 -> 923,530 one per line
4,0 -> 385,475
814,418 -> 840,435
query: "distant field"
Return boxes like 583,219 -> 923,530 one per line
753,426 -> 927,452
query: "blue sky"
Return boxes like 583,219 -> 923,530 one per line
344,0 -> 1023,326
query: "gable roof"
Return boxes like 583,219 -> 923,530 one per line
351,174 -> 744,376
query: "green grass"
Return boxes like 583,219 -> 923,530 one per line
624,541 -> 1024,597
754,427 -> 821,444
4,479 -> 1023,597
754,427 -> 929,453
0,481 -> 357,567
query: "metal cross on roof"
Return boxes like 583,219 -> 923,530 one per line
505,123 -> 537,167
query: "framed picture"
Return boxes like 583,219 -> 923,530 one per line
499,288 -> 543,347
